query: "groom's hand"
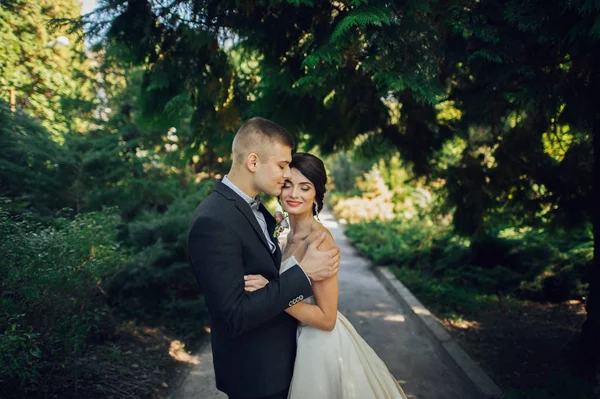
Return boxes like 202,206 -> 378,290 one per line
299,233 -> 341,282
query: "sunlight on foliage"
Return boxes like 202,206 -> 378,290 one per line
542,127 -> 574,162
437,136 -> 467,169
330,165 -> 397,223
506,111 -> 524,128
384,99 -> 402,124
435,100 -> 463,122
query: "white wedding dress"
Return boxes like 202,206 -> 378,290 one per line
281,256 -> 408,399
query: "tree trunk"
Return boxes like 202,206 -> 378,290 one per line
9,86 -> 16,113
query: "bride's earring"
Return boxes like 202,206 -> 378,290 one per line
314,203 -> 321,223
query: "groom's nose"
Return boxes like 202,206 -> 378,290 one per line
282,164 -> 291,179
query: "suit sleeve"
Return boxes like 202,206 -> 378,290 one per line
188,215 -> 313,337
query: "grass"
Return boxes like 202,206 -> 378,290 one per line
390,266 -> 502,318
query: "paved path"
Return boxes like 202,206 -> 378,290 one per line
172,208 -> 482,399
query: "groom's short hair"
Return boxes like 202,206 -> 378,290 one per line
232,117 -> 295,164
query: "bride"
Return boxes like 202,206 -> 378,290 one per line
243,152 -> 408,399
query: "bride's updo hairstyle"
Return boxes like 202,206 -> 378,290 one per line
290,153 -> 327,215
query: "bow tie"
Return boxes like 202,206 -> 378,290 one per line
249,198 -> 263,211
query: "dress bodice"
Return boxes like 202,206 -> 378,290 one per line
282,260 -> 408,399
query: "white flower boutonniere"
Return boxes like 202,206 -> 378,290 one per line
273,211 -> 289,239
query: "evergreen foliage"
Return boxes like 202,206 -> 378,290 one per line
0,101 -> 66,214
0,205 -> 130,390
0,0 -> 96,138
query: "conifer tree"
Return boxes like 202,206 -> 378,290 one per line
0,0 -> 96,139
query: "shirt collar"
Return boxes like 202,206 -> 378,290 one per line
222,175 -> 255,204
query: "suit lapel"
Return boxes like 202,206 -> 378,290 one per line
234,200 -> 275,257
260,204 -> 282,266
214,181 -> 280,263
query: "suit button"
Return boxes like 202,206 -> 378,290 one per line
289,301 -> 293,307
299,295 -> 304,301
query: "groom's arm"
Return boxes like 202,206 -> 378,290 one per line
188,215 -> 312,337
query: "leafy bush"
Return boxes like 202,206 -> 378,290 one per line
343,217 -> 592,310
106,179 -> 214,337
332,166 -> 395,223
392,267 -> 499,316
326,152 -> 370,193
0,203 -> 130,389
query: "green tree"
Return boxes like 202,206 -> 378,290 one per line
0,101 -> 67,214
0,0 -> 96,139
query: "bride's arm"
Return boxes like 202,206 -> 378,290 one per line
284,274 -> 338,331
244,230 -> 339,331
284,231 -> 338,331
245,272 -> 338,331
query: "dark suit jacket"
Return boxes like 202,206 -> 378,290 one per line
187,181 -> 313,398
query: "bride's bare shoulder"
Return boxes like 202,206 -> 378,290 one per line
306,225 -> 335,251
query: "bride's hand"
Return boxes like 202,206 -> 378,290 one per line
244,274 -> 269,292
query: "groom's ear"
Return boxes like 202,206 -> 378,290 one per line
247,153 -> 259,172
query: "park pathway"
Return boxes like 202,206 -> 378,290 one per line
171,208 -> 482,399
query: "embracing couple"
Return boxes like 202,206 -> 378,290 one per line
188,117 -> 407,399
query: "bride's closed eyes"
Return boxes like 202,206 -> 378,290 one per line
283,181 -> 313,191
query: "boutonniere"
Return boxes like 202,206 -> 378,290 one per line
273,211 -> 289,239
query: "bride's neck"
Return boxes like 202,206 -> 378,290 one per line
288,210 -> 316,240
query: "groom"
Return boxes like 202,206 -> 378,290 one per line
188,117 -> 341,399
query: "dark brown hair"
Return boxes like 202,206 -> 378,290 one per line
290,153 -> 327,215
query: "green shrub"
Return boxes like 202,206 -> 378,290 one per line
0,314 -> 43,384
0,178 -> 216,392
0,204 -> 130,389
106,180 -> 214,337
326,152 -> 369,193
332,166 -> 395,223
392,267 -> 499,316
343,217 -> 591,310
